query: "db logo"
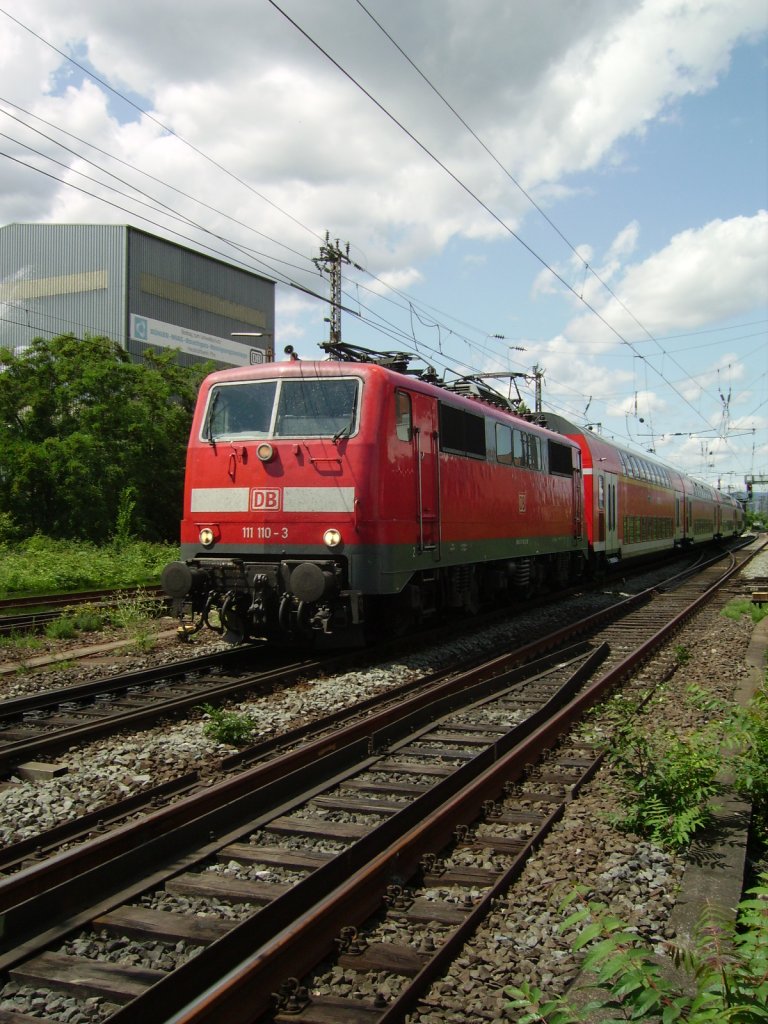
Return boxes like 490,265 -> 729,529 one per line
251,488 -> 281,511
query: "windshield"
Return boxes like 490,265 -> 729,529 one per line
202,377 -> 360,441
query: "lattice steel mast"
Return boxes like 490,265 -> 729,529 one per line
313,231 -> 350,345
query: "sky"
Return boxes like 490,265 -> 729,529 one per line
1,0 -> 767,492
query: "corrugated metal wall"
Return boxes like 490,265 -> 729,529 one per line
0,223 -> 125,353
0,224 -> 275,369
126,229 -> 274,369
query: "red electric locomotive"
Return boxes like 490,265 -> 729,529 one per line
162,348 -> 587,644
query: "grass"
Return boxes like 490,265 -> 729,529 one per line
0,535 -> 177,598
0,589 -> 164,665
721,597 -> 768,625
0,537 -> 176,664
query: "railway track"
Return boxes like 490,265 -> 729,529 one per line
0,542 -> 747,780
0,539 -> 760,1024
0,643 -> 336,778
0,587 -> 165,637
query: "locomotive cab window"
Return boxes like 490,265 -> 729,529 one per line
395,390 -> 412,442
275,378 -> 359,437
203,380 -> 277,439
202,377 -> 360,442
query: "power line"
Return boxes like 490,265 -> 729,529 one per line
0,7 -> 324,244
264,0 -> 721,433
0,96 -> 317,270
351,0 -> 739,417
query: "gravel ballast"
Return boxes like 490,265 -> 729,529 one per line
0,545 -> 764,1022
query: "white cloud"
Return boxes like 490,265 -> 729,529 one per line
2,0 -> 765,264
601,211 -> 768,335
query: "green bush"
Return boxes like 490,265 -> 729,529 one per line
198,704 -> 257,747
71,606 -> 107,632
607,722 -> 722,851
43,606 -> 107,640
505,877 -> 768,1024
722,598 -> 768,625
44,617 -> 78,641
729,682 -> 768,851
0,536 -> 177,598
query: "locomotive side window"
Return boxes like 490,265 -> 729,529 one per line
548,440 -> 573,476
512,430 -> 524,466
439,403 -> 486,459
496,424 -> 513,465
395,390 -> 412,442
513,429 -> 541,470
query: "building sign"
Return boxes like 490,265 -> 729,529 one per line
130,314 -> 266,366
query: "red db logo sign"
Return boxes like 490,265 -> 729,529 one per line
251,488 -> 280,511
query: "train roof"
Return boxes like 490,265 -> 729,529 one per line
541,412 -> 739,501
200,358 -> 582,449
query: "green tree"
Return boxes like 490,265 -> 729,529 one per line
0,334 -> 208,542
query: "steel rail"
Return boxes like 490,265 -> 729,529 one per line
0,642 -> 591,913
0,586 -> 166,637
0,586 -> 164,613
1,539 -> 759,896
1,537 -> 755,769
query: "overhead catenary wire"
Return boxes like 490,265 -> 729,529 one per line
263,0 -> 734,436
0,7 -> 325,246
0,2 -> 753,421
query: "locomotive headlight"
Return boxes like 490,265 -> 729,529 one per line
199,527 -> 216,547
256,442 -> 275,462
323,528 -> 342,548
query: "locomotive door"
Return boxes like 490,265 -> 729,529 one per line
410,391 -> 441,557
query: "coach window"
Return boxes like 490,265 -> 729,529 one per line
395,390 -> 412,442
496,423 -> 513,465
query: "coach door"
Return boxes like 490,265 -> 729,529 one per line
410,391 -> 441,557
674,491 -> 684,544
603,471 -> 619,554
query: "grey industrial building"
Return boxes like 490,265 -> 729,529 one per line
0,223 -> 275,368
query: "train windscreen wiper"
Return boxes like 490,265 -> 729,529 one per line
332,390 -> 358,445
205,390 -> 220,448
